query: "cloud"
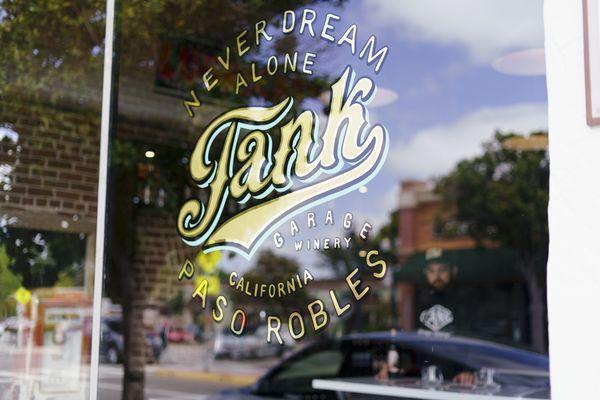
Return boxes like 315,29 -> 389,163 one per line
318,86 -> 399,108
0,124 -> 19,142
361,0 -> 544,63
492,48 -> 546,76
370,87 -> 399,108
387,103 -> 548,179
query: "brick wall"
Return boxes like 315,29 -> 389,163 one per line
0,95 -> 207,365
0,98 -> 99,234
397,180 -> 476,257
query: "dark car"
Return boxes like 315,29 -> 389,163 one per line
207,331 -> 550,400
100,317 -> 164,364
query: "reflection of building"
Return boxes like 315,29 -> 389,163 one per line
0,83 -> 206,367
394,180 -> 532,346
0,97 -> 100,293
0,91 -> 102,397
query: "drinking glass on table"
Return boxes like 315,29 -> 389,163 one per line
421,365 -> 444,387
476,367 -> 500,389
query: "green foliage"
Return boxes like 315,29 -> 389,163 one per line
230,250 -> 308,314
0,0 -> 105,94
164,289 -> 186,315
0,228 -> 86,288
0,245 -> 22,304
319,210 -> 398,278
436,132 -> 549,268
436,132 -> 550,352
54,270 -> 76,287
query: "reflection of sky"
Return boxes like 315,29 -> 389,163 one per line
215,0 -> 548,274
0,124 -> 19,193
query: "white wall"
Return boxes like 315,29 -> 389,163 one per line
545,1 -> 600,398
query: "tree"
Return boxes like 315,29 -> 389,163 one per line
0,228 -> 86,288
436,132 -> 549,353
0,0 -> 106,101
230,250 -> 308,317
317,211 -> 398,332
2,1 -> 346,398
105,2 -> 346,398
0,245 -> 21,308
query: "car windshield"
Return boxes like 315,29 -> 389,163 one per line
400,336 -> 548,370
341,334 -> 550,388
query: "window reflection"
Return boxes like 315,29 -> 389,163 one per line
0,1 -> 105,398
101,1 -> 550,400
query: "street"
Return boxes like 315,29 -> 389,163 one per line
97,365 -> 237,400
0,343 -> 277,399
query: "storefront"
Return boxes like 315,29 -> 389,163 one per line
0,1 -> 599,399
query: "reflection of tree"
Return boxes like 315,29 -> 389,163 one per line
318,213 -> 398,332
0,228 -> 86,288
0,0 -> 338,104
4,0 -> 346,397
436,132 -> 549,353
230,250 -> 308,316
0,245 -> 21,309
318,212 -> 398,278
118,0 -> 337,102
0,1 -> 105,97
107,2 -> 347,398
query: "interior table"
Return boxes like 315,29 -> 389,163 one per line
312,377 -> 551,400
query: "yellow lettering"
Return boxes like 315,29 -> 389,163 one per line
346,267 -> 369,301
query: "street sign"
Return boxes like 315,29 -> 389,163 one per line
14,287 -> 31,305
196,251 -> 221,273
195,274 -> 220,296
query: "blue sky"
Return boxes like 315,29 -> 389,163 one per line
310,0 -> 548,225
222,0 -> 548,275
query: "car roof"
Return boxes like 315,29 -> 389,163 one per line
341,331 -> 549,371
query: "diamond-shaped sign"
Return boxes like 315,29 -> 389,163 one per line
419,304 -> 454,332
196,251 -> 221,273
195,274 -> 220,296
14,287 -> 31,305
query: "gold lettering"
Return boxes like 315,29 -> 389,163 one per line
308,300 -> 328,331
366,249 -> 387,279
346,267 -> 369,301
329,289 -> 350,316
230,309 -> 247,335
192,279 -> 208,309
267,316 -> 283,344
212,295 -> 228,322
177,67 -> 387,259
288,312 -> 305,340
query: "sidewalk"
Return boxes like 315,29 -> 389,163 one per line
147,343 -> 278,386
0,342 -> 276,390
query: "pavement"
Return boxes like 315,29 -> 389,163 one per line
98,343 -> 279,399
98,364 -> 237,400
0,342 -> 279,399
153,343 -> 277,383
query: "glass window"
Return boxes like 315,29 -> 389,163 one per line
98,1 -> 550,399
0,1 -> 106,399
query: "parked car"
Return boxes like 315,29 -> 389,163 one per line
167,325 -> 195,343
100,317 -> 164,364
207,331 -> 550,399
213,329 -> 280,360
214,326 -> 283,360
0,316 -> 34,344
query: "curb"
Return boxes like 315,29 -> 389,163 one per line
151,368 -> 258,386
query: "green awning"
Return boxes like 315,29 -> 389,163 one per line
394,248 -> 521,284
